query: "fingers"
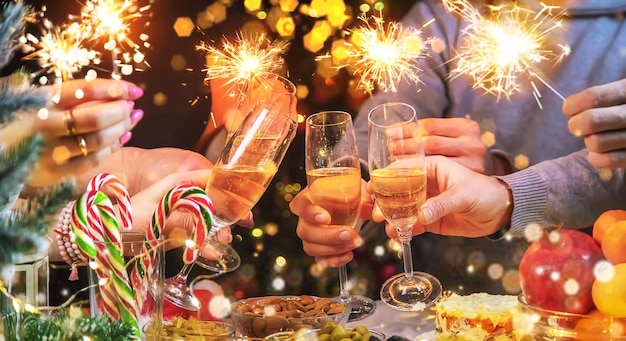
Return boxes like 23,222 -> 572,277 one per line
588,150 -> 626,169
26,146 -> 114,187
563,78 -> 626,116
289,188 -> 331,225
296,222 -> 360,252
43,100 -> 139,137
567,105 -> 626,137
314,253 -> 354,268
420,117 -> 480,138
52,79 -> 144,108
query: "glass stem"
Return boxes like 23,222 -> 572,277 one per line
397,225 -> 414,280
338,264 -> 351,302
172,262 -> 194,284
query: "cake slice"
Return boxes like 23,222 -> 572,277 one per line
436,292 -> 524,341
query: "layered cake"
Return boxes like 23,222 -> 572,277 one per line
436,292 -> 524,341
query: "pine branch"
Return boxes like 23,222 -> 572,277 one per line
0,71 -> 49,124
3,309 -> 137,341
0,179 -> 74,267
0,0 -> 29,69
0,134 -> 42,213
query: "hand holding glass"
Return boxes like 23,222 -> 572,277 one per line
305,111 -> 375,321
367,102 -> 442,311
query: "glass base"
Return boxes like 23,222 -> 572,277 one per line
194,242 -> 241,273
380,271 -> 442,312
162,278 -> 199,311
348,295 -> 376,321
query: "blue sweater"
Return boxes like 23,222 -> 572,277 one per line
353,0 -> 626,233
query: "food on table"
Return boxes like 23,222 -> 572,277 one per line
518,229 -> 604,314
592,263 -> 626,318
592,209 -> 626,245
144,316 -> 234,340
435,292 -> 522,341
231,295 -> 349,338
264,321 -> 384,341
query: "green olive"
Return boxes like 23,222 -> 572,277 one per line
360,333 -> 372,341
321,321 -> 337,334
353,326 -> 369,336
330,326 -> 350,341
318,333 -> 332,341
349,331 -> 361,341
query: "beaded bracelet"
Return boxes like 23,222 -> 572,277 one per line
54,201 -> 85,281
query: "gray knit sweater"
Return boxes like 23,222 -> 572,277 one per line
353,0 -> 626,233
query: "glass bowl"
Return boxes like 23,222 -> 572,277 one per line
143,318 -> 235,340
517,294 -> 626,340
265,328 -> 386,341
230,295 -> 350,338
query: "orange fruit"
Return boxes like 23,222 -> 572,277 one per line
601,221 -> 626,265
592,263 -> 626,317
593,210 -> 626,246
574,309 -> 626,340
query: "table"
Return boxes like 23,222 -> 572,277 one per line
345,301 -> 436,341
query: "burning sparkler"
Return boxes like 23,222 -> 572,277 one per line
21,18 -> 99,83
196,32 -> 290,101
78,0 -> 152,78
335,13 -> 432,94
443,0 -> 569,104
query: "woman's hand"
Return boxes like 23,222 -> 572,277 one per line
26,78 -> 144,187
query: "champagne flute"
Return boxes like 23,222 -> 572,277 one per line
194,74 -> 298,273
367,102 -> 442,311
305,111 -> 375,321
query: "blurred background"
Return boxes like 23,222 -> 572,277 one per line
12,0 -> 531,305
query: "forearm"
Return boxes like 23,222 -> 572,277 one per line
498,149 -> 626,236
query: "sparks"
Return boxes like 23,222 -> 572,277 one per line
198,32 -> 289,87
443,0 -> 569,103
197,32 -> 289,101
79,0 -> 152,78
339,13 -> 430,94
21,18 -> 99,83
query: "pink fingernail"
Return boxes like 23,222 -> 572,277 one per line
119,131 -> 132,145
127,100 -> 135,109
128,85 -> 143,98
130,109 -> 144,123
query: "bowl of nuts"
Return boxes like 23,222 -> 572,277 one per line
230,295 -> 350,338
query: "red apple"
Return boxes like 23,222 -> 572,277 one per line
519,229 -> 604,314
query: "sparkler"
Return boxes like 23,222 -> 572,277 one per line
78,0 -> 152,79
21,18 -> 99,83
443,0 -> 569,104
197,32 -> 289,99
336,13 -> 432,94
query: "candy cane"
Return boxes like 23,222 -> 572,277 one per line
71,191 -> 139,335
71,192 -> 119,318
87,173 -> 133,231
92,191 -> 139,335
131,184 -> 214,303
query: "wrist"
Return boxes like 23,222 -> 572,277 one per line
488,150 -> 514,176
486,177 -> 514,240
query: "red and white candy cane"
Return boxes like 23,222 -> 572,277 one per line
88,191 -> 139,335
131,184 -> 214,300
71,191 -> 140,335
87,173 -> 133,231
71,192 -> 118,318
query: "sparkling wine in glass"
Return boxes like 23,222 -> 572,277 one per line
195,74 -> 298,273
163,75 -> 297,310
305,111 -> 376,321
367,102 -> 442,311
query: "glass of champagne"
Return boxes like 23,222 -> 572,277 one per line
305,111 -> 375,321
367,102 -> 442,311
195,74 -> 298,273
162,75 -> 297,310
